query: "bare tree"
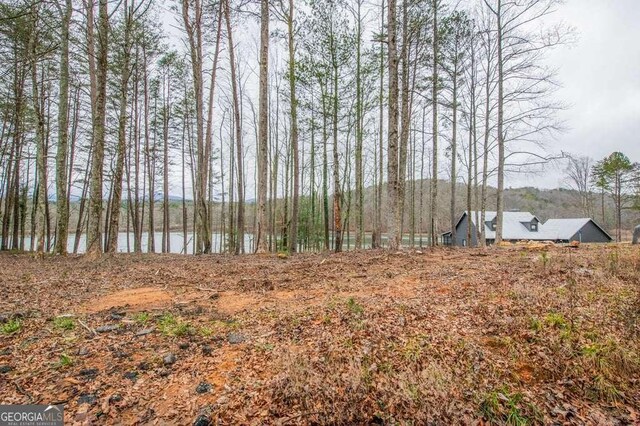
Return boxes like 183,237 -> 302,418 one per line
256,0 -> 269,253
286,0 -> 300,254
387,0 -> 399,251
182,0 -> 211,254
86,0 -> 109,256
54,0 -> 72,255
564,152 -> 594,217
225,0 -> 245,254
483,0 -> 569,243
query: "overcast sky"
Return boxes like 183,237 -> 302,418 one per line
514,0 -> 640,188
160,0 -> 639,193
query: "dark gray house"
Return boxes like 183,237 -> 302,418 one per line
443,211 -> 612,246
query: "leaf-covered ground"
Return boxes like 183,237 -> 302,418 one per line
0,245 -> 639,425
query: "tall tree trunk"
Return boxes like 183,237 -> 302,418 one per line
321,80 -> 330,251
354,0 -> 364,250
480,30 -> 491,247
450,63 -> 458,246
373,0 -> 385,249
144,46 -> 155,253
225,0 -> 245,254
162,73 -> 170,253
495,0 -> 505,244
182,0 -> 210,254
387,0 -> 399,251
203,1 -> 224,253
430,0 -> 439,247
86,0 -> 109,256
55,0 -> 72,255
331,39 -> 342,253
398,0 -> 410,247
287,0 -> 300,254
256,0 -> 269,253
107,0 -> 132,253
29,6 -> 47,256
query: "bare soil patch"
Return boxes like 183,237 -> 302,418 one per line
81,287 -> 172,313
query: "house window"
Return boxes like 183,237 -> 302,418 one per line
491,222 -> 497,230
531,223 -> 538,232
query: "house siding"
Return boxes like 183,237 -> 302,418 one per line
571,221 -> 611,243
454,214 -> 479,246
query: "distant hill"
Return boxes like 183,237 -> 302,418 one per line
358,179 -> 637,234
42,179 -> 637,235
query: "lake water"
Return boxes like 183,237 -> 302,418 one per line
4,232 -> 434,254
6,232 -> 255,254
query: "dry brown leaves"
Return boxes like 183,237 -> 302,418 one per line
0,245 -> 638,425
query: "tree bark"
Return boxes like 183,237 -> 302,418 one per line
55,0 -> 72,255
107,0 -> 133,253
495,0 -> 505,244
430,0 -> 439,247
387,0 -> 400,251
256,0 -> 269,253
287,0 -> 299,254
354,0 -> 364,250
225,0 -> 245,255
86,0 -> 109,256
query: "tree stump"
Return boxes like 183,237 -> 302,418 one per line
633,225 -> 640,245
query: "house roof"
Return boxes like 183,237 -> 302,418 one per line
462,211 -> 543,240
458,211 -> 611,241
543,218 -> 612,241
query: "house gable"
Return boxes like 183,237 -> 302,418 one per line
445,212 -> 612,245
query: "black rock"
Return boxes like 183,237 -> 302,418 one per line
0,365 -> 13,374
370,415 -> 385,425
110,312 -> 125,321
136,327 -> 155,337
77,394 -> 97,405
157,368 -> 171,377
227,332 -> 246,344
79,368 -> 99,379
179,342 -> 190,350
137,361 -> 151,371
109,394 -> 123,403
113,350 -> 129,359
96,324 -> 119,333
201,345 -> 213,356
124,371 -> 138,382
163,353 -> 177,365
195,382 -> 212,394
193,414 -> 212,426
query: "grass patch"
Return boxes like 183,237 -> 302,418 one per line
157,313 -> 193,337
402,337 -> 423,362
480,387 -> 536,425
1,319 -> 21,335
198,326 -> 213,337
528,317 -> 542,332
346,297 -> 363,315
53,316 -> 75,331
133,312 -> 150,325
255,342 -> 275,352
58,353 -> 73,368
544,312 -> 567,329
